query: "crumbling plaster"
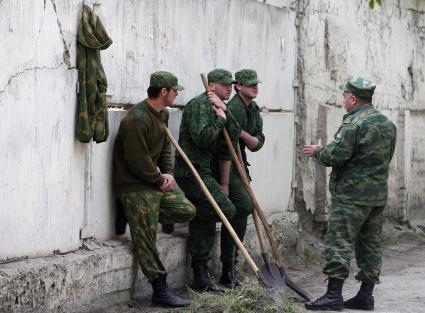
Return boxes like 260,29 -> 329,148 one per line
295,0 -> 425,225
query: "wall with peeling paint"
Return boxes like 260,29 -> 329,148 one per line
296,0 -> 425,227
0,0 -> 298,260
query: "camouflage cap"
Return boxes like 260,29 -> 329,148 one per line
339,76 -> 376,98
149,71 -> 184,91
235,69 -> 262,85
207,68 -> 235,84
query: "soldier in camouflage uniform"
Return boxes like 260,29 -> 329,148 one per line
175,69 -> 253,292
303,76 -> 397,311
217,69 -> 265,286
113,71 -> 196,308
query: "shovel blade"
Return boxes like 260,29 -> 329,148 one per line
258,262 -> 288,290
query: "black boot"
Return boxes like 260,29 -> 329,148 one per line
305,277 -> 344,311
191,262 -> 224,293
219,262 -> 241,288
151,275 -> 190,308
344,281 -> 375,311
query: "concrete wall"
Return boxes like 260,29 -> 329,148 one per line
295,0 -> 425,226
0,0 -> 84,259
0,0 -> 298,261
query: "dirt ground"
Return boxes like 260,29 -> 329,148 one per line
90,224 -> 425,313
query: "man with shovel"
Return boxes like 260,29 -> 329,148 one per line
113,71 -> 196,308
175,68 -> 253,291
217,68 -> 265,285
303,76 -> 397,311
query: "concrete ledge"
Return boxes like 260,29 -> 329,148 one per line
0,212 -> 299,313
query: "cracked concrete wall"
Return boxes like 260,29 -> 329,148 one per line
0,0 -> 84,260
1,0 -> 298,260
295,0 -> 425,226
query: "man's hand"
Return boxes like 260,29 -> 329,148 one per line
303,139 -> 322,158
160,173 -> 177,192
220,183 -> 229,196
208,92 -> 227,110
213,106 -> 227,120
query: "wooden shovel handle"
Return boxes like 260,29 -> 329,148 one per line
165,127 -> 259,276
200,72 -> 283,265
221,114 -> 285,268
235,145 -> 268,254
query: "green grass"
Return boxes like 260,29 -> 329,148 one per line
182,279 -> 305,313
303,247 -> 322,265
381,232 -> 398,247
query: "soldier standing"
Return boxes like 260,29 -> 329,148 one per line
174,69 -> 253,291
113,71 -> 196,308
303,76 -> 397,311
217,69 -> 265,286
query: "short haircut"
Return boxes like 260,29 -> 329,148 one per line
147,86 -> 170,98
354,94 -> 372,103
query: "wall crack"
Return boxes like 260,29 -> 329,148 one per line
50,0 -> 72,69
0,64 -> 65,95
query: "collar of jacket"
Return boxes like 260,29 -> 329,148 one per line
343,103 -> 373,120
144,99 -> 167,121
234,94 -> 259,112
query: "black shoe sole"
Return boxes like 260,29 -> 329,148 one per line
344,304 -> 374,311
152,299 -> 190,308
305,304 -> 343,311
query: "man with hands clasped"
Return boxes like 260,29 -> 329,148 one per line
175,69 -> 253,292
113,71 -> 196,308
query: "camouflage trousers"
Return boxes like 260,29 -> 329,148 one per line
119,189 -> 196,282
323,201 -> 385,284
177,172 -> 253,266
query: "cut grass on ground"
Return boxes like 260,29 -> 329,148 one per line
182,279 -> 305,313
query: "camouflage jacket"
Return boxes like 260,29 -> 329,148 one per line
225,94 -> 265,177
174,93 -> 240,178
113,100 -> 173,194
315,103 -> 397,206
76,5 -> 112,143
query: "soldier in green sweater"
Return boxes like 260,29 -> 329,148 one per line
113,71 -> 196,308
303,76 -> 397,311
175,69 -> 253,292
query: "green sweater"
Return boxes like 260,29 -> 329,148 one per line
113,100 -> 173,194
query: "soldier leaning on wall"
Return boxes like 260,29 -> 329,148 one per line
113,71 -> 196,308
303,76 -> 397,311
174,69 -> 253,292
216,69 -> 266,287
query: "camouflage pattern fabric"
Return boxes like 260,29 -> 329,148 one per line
174,89 -> 248,265
324,201 -> 384,284
119,189 -> 195,282
207,68 -> 235,84
235,69 -> 262,85
315,100 -> 396,284
315,103 -> 397,206
225,94 -> 265,179
339,76 -> 376,99
76,5 -> 112,143
174,92 -> 240,178
149,71 -> 184,90
176,173 -> 253,265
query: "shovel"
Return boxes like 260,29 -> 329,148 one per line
165,127 -> 272,288
200,73 -> 311,301
235,144 -> 287,289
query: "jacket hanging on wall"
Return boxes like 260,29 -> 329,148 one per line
76,5 -> 113,143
